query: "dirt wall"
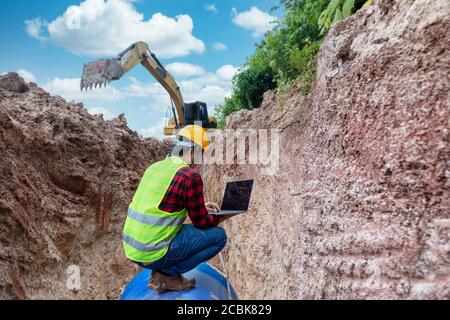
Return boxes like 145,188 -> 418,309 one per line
0,73 -> 171,299
203,0 -> 450,299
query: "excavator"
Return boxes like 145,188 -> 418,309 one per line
80,41 -> 217,135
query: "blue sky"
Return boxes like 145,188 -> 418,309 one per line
0,0 -> 281,138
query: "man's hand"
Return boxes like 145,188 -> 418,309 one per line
205,202 -> 220,213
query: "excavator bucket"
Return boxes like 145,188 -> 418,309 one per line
80,58 -> 125,91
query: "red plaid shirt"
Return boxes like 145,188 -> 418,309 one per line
158,166 -> 220,229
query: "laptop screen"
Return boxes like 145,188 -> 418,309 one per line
220,179 -> 254,211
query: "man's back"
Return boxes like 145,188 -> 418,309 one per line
158,165 -> 219,229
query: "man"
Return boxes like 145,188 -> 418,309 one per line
122,125 -> 227,291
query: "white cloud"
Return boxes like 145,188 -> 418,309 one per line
140,117 -> 167,139
212,42 -> 227,51
192,85 -> 230,105
216,65 -> 238,81
232,6 -> 277,37
166,62 -> 206,78
26,0 -> 205,58
204,4 -> 218,14
174,65 -> 238,107
125,78 -> 168,103
25,18 -> 48,41
17,69 -> 37,83
87,107 -> 115,120
126,64 -> 239,109
1,69 -> 37,83
43,77 -> 124,104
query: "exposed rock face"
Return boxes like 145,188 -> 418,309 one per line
0,73 -> 171,299
0,72 -> 30,93
203,0 -> 449,299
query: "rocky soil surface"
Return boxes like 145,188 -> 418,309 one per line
0,73 -> 171,299
0,0 -> 448,301
203,0 -> 450,299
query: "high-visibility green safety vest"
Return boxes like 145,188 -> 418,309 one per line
123,156 -> 188,263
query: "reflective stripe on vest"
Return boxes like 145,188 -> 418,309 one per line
122,233 -> 172,252
126,208 -> 186,227
122,156 -> 188,263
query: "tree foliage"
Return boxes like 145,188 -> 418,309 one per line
318,0 -> 371,34
215,0 -> 370,127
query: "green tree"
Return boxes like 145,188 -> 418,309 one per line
215,0 -> 370,127
215,66 -> 276,128
318,0 -> 372,34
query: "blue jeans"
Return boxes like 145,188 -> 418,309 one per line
134,224 -> 227,276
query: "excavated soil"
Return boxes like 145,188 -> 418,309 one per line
0,0 -> 448,300
0,73 -> 171,299
203,0 -> 450,299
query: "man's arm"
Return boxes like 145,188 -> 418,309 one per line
185,170 -> 220,229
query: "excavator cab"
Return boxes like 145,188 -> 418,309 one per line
184,102 -> 217,128
163,102 -> 217,136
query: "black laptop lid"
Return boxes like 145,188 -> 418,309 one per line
220,179 -> 254,211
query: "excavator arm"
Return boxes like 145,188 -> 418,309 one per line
80,41 -> 185,125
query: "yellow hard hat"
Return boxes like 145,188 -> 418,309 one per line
177,125 -> 209,150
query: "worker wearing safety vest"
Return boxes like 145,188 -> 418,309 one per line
122,125 -> 227,291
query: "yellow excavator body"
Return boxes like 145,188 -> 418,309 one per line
163,118 -> 177,136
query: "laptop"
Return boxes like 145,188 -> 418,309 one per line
208,179 -> 254,216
